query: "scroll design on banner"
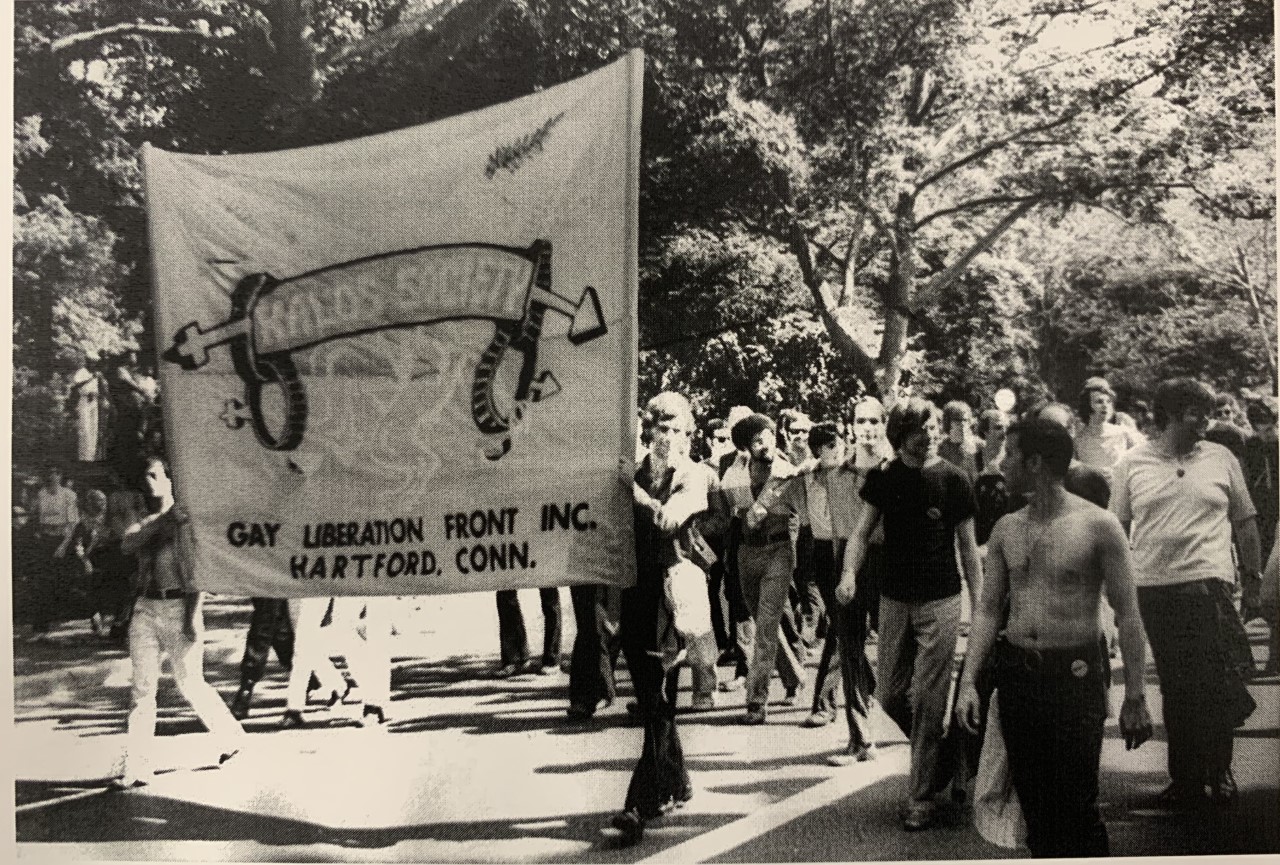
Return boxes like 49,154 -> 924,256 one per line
162,240 -> 607,460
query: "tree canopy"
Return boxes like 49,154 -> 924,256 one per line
12,0 -> 1276,453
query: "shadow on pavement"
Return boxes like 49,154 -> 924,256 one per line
700,774 -> 1016,863
1102,765 -> 1280,856
15,784 -> 728,863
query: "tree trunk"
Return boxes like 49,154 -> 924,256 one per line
261,0 -> 321,136
876,194 -> 917,404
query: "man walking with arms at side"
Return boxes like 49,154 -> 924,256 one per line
838,397 -> 981,830
955,417 -> 1153,858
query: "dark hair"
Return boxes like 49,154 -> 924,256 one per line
1152,378 -> 1215,429
941,400 -> 974,434
144,454 -> 171,478
731,413 -> 776,450
705,418 -> 727,436
1246,397 -> 1278,426
1078,377 -> 1117,423
1008,417 -> 1074,478
807,422 -> 841,454
886,398 -> 938,451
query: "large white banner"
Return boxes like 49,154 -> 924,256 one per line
143,52 -> 642,596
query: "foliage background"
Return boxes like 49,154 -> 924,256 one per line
11,0 -> 1276,470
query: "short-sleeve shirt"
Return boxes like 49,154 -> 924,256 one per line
1110,441 -> 1256,587
36,486 -> 79,537
860,458 -> 976,603
1075,423 -> 1143,480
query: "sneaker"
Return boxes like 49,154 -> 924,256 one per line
537,663 -> 559,676
780,684 -> 804,706
691,694 -> 715,712
802,712 -> 834,728
718,676 -> 746,693
827,743 -> 876,766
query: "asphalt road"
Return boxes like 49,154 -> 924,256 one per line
11,591 -> 1280,862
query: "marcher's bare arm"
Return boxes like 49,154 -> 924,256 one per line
1234,516 -> 1263,578
955,516 -> 983,612
121,512 -> 166,555
1099,514 -> 1153,750
836,504 -> 880,604
955,522 -> 1008,734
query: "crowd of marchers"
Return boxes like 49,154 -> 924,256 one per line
603,376 -> 1276,852
11,372 -> 1279,857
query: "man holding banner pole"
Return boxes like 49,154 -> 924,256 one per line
613,392 -> 707,847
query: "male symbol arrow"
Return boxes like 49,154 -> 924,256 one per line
530,285 -> 606,345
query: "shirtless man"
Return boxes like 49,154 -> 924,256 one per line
955,417 -> 1152,858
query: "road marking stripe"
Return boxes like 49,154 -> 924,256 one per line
16,788 -> 110,814
638,746 -> 908,864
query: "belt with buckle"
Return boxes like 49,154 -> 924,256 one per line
742,531 -> 790,547
996,639 -> 1104,679
141,588 -> 187,600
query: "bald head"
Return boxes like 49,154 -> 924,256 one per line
1037,402 -> 1076,435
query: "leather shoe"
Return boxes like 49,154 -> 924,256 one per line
108,776 -> 148,791
278,709 -> 305,730
491,663 -> 520,679
902,805 -> 935,831
359,703 -> 386,727
802,712 -> 833,728
229,687 -> 254,721
1153,780 -> 1206,809
610,809 -> 644,847
690,694 -> 715,712
741,707 -> 766,725
218,748 -> 240,766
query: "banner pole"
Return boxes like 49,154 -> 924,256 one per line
621,48 -> 644,589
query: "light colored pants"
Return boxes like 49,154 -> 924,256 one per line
738,539 -> 804,710
329,596 -> 394,709
122,597 -> 244,778
686,630 -> 719,699
877,594 -> 961,807
286,597 -> 350,712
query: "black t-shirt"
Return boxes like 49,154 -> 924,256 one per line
860,458 -> 976,603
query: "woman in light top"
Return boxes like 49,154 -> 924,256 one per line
1074,377 -> 1143,481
